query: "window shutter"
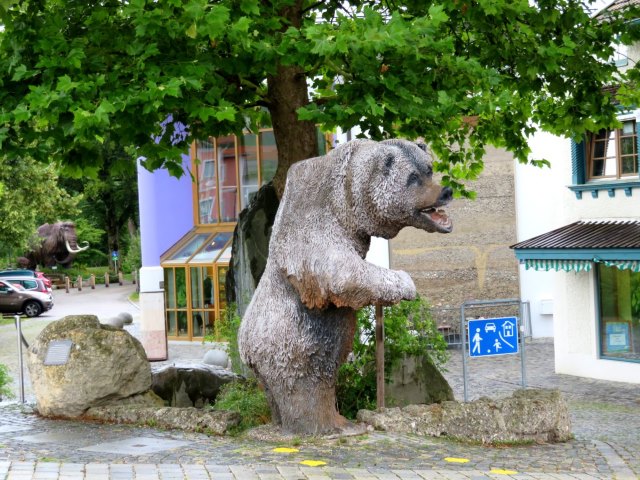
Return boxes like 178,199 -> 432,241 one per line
571,138 -> 586,185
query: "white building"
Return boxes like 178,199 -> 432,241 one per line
513,10 -> 640,381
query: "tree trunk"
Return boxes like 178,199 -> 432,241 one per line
266,2 -> 319,198
267,66 -> 319,198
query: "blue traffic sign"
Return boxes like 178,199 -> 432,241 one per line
468,317 -> 518,357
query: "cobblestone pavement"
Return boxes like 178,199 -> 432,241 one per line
1,292 -> 639,479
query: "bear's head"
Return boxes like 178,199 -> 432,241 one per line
343,139 -> 453,239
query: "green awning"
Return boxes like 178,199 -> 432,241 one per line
523,259 -> 593,272
601,260 -> 640,272
522,259 -> 640,273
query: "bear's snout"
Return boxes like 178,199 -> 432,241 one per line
437,186 -> 453,206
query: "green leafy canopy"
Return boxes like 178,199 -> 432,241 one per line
1,0 -> 639,196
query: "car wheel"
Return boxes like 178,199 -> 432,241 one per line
23,300 -> 42,318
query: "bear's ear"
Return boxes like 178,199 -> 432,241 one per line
382,152 -> 395,176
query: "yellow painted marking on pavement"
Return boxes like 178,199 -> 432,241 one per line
300,460 -> 327,467
490,468 -> 519,475
272,447 -> 299,453
444,457 -> 470,463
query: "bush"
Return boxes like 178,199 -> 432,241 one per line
335,297 -> 449,419
0,364 -> 14,400
211,379 -> 271,433
121,233 -> 141,274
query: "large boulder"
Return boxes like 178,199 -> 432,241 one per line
386,355 -> 454,406
27,315 -> 152,417
358,388 -> 572,444
151,363 -> 242,408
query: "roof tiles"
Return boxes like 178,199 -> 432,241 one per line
511,220 -> 640,250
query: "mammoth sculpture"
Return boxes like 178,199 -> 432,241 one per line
20,222 -> 89,270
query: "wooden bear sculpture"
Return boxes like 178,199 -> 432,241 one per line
238,139 -> 453,435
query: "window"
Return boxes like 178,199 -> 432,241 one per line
569,115 -> 640,199
588,120 -> 638,180
202,160 -> 215,179
597,264 -> 640,363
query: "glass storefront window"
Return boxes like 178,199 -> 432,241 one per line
189,232 -> 233,263
177,311 -> 188,337
598,264 -> 640,362
218,266 -> 228,312
175,268 -> 187,308
167,311 -> 177,337
238,134 -> 259,208
196,139 -> 218,224
165,269 -> 176,309
163,240 -> 229,340
217,135 -> 238,222
163,233 -> 211,264
190,267 -> 204,309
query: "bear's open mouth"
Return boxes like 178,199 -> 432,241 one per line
420,207 -> 452,231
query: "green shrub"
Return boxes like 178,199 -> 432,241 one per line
0,364 -> 14,400
335,297 -> 449,419
212,379 -> 271,433
121,233 -> 141,274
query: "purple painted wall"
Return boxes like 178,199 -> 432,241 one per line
138,154 -> 194,267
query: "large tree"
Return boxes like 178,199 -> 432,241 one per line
59,142 -> 139,268
1,0 -> 638,198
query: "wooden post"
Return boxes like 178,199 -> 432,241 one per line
132,270 -> 137,285
77,275 -> 83,291
375,304 -> 385,410
64,276 -> 70,293
104,272 -> 110,288
90,274 -> 95,290
118,271 -> 124,286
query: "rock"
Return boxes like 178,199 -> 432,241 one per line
203,349 -> 229,368
84,406 -> 240,435
27,315 -> 152,418
118,312 -> 134,325
101,313 -> 133,329
357,388 -> 572,444
151,363 -> 242,408
226,183 -> 279,316
108,390 -> 165,408
102,316 -> 125,329
386,355 -> 454,406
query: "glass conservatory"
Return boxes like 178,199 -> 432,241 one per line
160,129 -> 328,340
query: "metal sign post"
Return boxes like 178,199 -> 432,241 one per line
375,304 -> 385,409
460,299 -> 527,402
14,315 -> 25,403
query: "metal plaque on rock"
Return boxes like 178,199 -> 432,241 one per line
43,339 -> 74,366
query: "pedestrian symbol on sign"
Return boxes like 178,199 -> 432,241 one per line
468,317 -> 519,357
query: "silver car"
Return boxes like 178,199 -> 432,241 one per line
2,276 -> 52,294
0,280 -> 53,317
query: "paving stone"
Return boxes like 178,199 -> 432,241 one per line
81,437 -> 189,456
0,339 -> 638,480
229,466 -> 260,480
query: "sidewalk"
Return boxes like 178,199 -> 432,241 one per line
1,291 -> 639,479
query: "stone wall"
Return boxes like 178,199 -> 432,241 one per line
390,147 -> 519,329
358,388 -> 572,445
